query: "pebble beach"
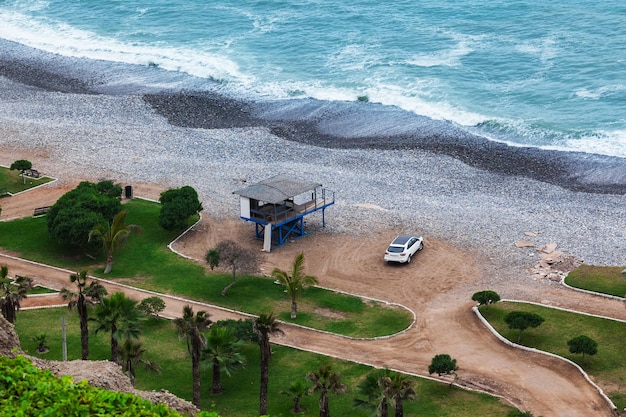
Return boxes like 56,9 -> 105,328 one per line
1,56 -> 625,279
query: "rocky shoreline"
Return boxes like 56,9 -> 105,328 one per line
1,46 -> 625,274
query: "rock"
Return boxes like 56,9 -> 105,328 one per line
0,316 -> 22,357
538,243 -> 558,254
622,269 -> 626,275
524,231 -> 540,236
515,240 -> 535,248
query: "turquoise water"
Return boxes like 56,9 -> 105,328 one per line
1,0 -> 625,157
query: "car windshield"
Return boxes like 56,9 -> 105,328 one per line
387,246 -> 404,253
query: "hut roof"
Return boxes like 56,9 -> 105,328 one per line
233,175 -> 322,204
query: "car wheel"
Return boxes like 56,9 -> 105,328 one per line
407,255 -> 411,263
417,242 -> 424,251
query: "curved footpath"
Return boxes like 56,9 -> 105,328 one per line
3,244 -> 625,417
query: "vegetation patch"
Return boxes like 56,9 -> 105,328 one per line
564,264 -> 626,297
0,198 -> 412,338
0,164 -> 54,194
479,301 -> 626,410
15,307 -> 517,417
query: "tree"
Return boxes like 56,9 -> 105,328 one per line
281,380 -> 309,414
307,364 -> 347,417
10,159 -> 32,184
0,264 -> 33,324
504,311 -> 545,343
120,338 -> 160,385
174,305 -> 212,407
254,312 -> 284,416
89,210 -> 142,274
202,326 -> 246,395
32,333 -> 49,353
60,270 -> 107,360
158,186 -> 203,231
271,252 -> 318,319
91,292 -> 144,363
137,296 -> 166,320
354,369 -> 392,417
471,290 -> 501,307
567,335 -> 598,364
428,354 -> 459,386
380,372 -> 417,417
47,181 -> 122,248
207,240 -> 262,296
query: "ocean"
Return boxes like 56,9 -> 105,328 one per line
0,0 -> 625,158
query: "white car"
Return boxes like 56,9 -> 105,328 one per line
384,234 -> 424,264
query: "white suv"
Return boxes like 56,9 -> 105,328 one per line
384,235 -> 424,264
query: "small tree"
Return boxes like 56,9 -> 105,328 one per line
0,265 -> 34,324
10,159 -> 32,184
159,186 -> 203,231
471,290 -> 501,307
567,335 -> 598,364
254,312 -> 284,416
428,354 -> 458,386
281,380 -> 309,414
137,296 -> 166,320
91,292 -> 144,363
120,338 -> 160,385
174,305 -> 212,407
307,364 -> 347,417
207,240 -> 262,296
89,210 -> 142,274
60,270 -> 107,360
504,311 -> 545,343
271,252 -> 318,319
32,333 -> 49,353
202,326 -> 246,395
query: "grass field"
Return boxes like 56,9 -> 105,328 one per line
15,307 -> 517,417
479,301 -> 626,410
0,165 -> 55,194
0,198 -> 412,338
564,265 -> 626,298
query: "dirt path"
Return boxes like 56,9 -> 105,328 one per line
2,181 -> 623,417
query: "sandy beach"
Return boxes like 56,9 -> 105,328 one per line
1,53 -> 626,416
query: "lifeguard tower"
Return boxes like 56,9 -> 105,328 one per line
233,175 -> 335,252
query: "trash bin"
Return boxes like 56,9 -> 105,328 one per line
124,185 -> 133,199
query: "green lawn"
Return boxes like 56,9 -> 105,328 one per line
565,265 -> 626,298
479,301 -> 626,410
0,198 -> 412,338
0,165 -> 55,195
15,307 -> 517,417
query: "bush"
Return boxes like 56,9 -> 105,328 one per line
46,181 -> 122,248
213,318 -> 258,343
158,186 -> 202,231
0,355 -> 184,416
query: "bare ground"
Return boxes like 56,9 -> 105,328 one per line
2,173 -> 626,417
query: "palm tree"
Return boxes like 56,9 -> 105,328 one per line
91,292 -> 144,363
254,312 -> 284,416
0,264 -> 33,324
88,210 -> 142,274
202,326 -> 246,395
281,380 -> 309,414
60,270 -> 107,360
380,372 -> 417,417
354,369 -> 392,417
174,305 -> 212,407
307,364 -> 347,417
271,252 -> 318,319
119,338 -> 160,385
